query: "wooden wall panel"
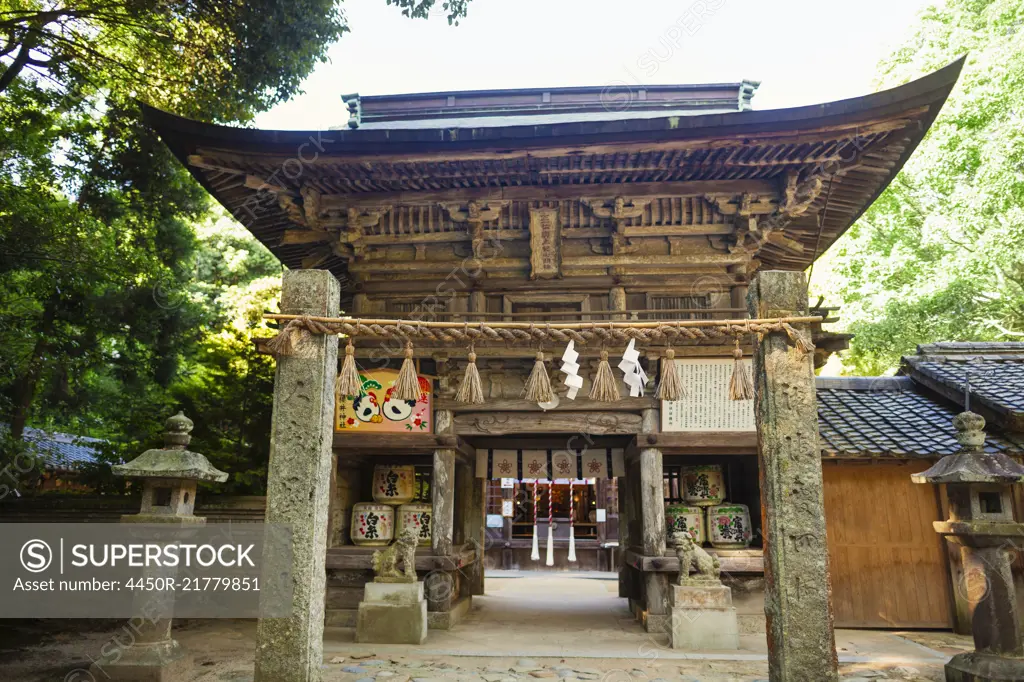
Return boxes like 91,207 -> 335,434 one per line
822,461 -> 954,629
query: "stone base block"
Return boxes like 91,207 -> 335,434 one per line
671,584 -> 733,609
669,585 -> 739,650
356,581 -> 427,644
88,640 -> 191,682
644,613 -> 670,633
426,595 -> 472,630
364,580 -> 424,605
356,601 -> 428,644
945,651 -> 1024,682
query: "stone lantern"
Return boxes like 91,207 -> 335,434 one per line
912,411 -> 1024,682
90,411 -> 228,682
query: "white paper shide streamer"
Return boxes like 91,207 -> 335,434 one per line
618,339 -> 648,397
559,340 -> 584,399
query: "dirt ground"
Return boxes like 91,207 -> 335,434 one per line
0,617 -> 964,682
0,576 -> 971,682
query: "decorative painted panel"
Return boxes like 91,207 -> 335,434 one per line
335,368 -> 432,433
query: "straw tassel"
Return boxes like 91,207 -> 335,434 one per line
455,349 -> 485,405
265,319 -> 306,356
393,342 -> 422,401
656,348 -> 685,401
589,350 -> 620,402
335,339 -> 362,397
729,341 -> 755,401
783,323 -> 815,354
524,351 -> 554,403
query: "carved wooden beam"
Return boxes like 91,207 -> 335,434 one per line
281,230 -> 334,245
301,186 -> 323,230
317,180 -> 777,209
440,200 -> 509,259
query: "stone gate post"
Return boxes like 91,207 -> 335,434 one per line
255,270 -> 340,682
747,270 -> 838,682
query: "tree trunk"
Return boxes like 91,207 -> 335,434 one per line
9,337 -> 46,441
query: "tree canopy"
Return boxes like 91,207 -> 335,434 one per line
812,0 -> 1024,375
0,0 -> 472,492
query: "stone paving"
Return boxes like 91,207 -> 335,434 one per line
0,576 -> 964,681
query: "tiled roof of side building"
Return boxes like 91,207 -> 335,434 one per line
1,425 -> 103,469
815,376 -> 1024,458
901,342 -> 1024,430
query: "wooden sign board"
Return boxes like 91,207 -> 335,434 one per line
661,358 -> 755,432
528,207 -> 561,279
335,368 -> 432,433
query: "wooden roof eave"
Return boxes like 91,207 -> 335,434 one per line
141,57 -> 963,161
140,58 -> 964,280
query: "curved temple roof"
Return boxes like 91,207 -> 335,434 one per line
143,59 -> 964,290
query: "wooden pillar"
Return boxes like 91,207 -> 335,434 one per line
617,468 -> 634,598
326,452 -> 340,548
255,270 -> 339,682
731,283 -> 749,311
748,270 -> 838,682
609,286 -> 627,320
470,290 -> 486,321
639,406 -> 669,632
432,409 -> 456,556
464,472 -> 486,595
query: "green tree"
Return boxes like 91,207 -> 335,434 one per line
812,0 -> 1024,375
0,0 -> 473,489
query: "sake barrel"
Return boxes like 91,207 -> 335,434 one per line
665,503 -> 705,546
396,503 -> 433,547
709,502 -> 753,549
351,502 -> 394,546
372,464 -> 416,505
682,464 -> 726,507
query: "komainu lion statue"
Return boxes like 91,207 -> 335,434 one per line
372,526 -> 418,583
671,530 -> 721,586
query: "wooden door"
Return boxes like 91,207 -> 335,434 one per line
823,461 -> 954,628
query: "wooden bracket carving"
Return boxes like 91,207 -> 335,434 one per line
582,197 -> 650,232
441,201 -> 508,259
582,197 -> 650,256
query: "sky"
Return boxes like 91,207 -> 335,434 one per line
255,0 -> 938,131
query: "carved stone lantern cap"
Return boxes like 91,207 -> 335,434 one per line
911,411 -> 1024,485
112,411 -> 228,483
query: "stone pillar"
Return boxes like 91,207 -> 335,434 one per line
255,270 -> 340,682
639,407 -> 670,633
747,270 -> 838,682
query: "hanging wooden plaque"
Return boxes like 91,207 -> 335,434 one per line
661,358 -> 755,432
528,207 -> 561,279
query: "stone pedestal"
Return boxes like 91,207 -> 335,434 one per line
669,584 -> 740,650
946,651 -> 1024,682
356,581 -> 428,645
90,639 -> 191,682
